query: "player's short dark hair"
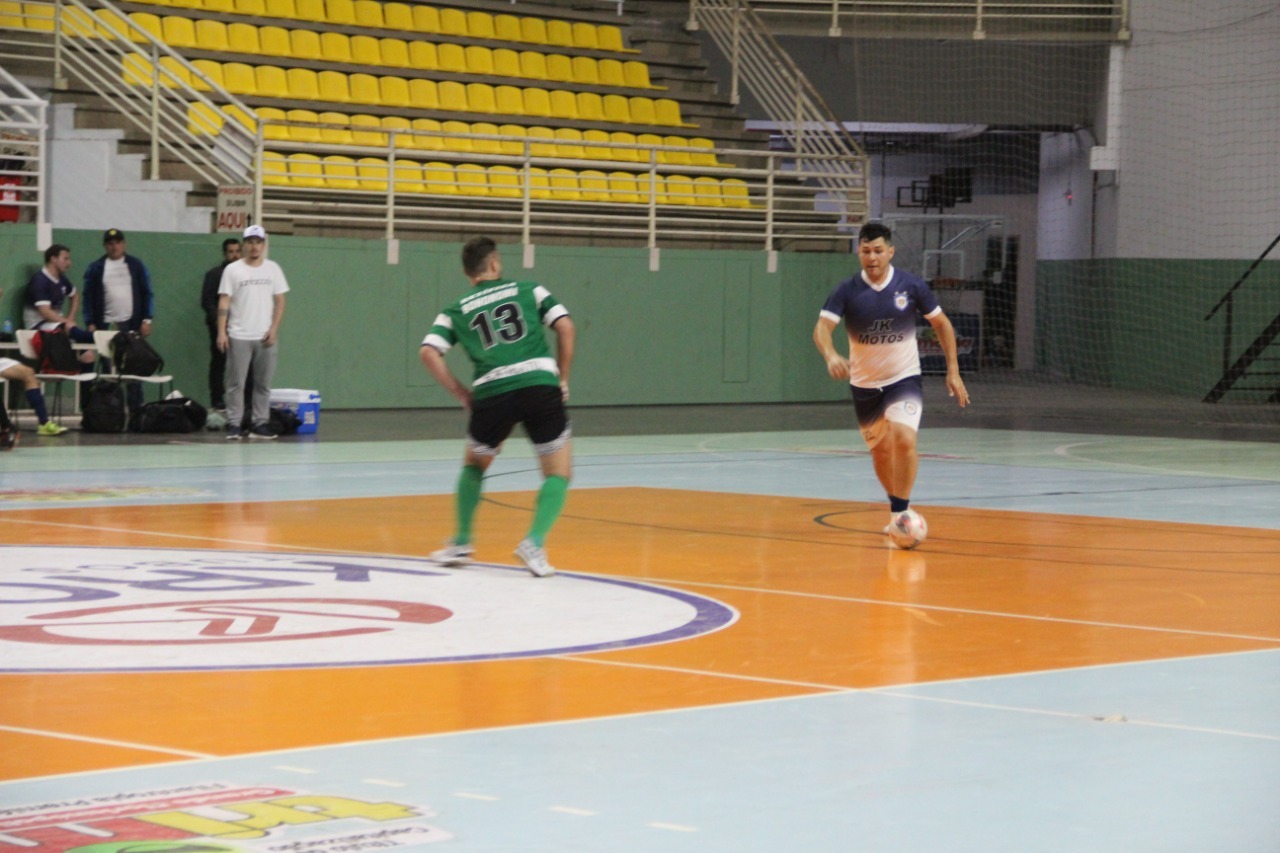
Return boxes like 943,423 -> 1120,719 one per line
462,236 -> 498,277
44,243 -> 69,263
857,223 -> 893,245
222,238 -> 241,251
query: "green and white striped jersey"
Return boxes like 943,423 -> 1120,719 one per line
422,279 -> 569,400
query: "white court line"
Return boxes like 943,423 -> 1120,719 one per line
549,806 -> 596,816
554,654 -> 853,693
0,724 -> 214,759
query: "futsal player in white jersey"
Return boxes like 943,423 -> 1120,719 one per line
813,223 -> 969,540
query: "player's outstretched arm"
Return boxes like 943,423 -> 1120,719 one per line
927,311 -> 970,408
813,316 -> 850,380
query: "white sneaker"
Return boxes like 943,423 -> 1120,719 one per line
429,542 -> 474,566
514,538 -> 556,577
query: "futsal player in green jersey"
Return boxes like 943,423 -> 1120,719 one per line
420,237 -> 576,577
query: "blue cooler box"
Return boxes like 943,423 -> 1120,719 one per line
270,389 -> 320,434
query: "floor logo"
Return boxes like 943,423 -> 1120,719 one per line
0,547 -> 736,672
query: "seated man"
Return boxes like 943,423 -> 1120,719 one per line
23,243 -> 96,369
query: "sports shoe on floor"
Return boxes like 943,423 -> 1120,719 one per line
37,421 -> 68,436
514,538 -> 556,578
226,425 -> 244,440
0,427 -> 16,451
248,424 -> 277,440
429,542 -> 475,566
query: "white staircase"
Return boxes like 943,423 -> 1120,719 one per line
47,103 -> 213,233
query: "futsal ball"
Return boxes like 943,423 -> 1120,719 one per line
888,509 -> 928,550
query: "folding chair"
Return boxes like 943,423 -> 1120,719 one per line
14,330 -> 97,424
92,330 -> 174,413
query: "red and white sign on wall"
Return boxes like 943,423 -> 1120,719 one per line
216,185 -> 254,233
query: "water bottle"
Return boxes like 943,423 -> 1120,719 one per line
1,318 -> 12,339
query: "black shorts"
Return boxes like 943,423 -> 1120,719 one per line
467,384 -> 570,457
849,374 -> 924,429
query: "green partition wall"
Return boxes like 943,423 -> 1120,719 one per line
2,226 -> 856,409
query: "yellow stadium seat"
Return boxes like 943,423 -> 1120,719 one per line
411,4 -> 438,32
598,58 -> 626,88
380,38 -> 410,68
194,18 -> 228,50
518,50 -> 547,81
257,106 -> 289,140
438,80 -> 467,112
465,45 -> 494,75
549,89 -> 578,120
496,124 -> 526,156
437,42 -> 466,74
290,28 -> 322,60
171,0 -> 202,11
205,0 -> 235,11
383,2 -> 413,30
128,12 -> 163,42
21,2 -> 53,31
546,19 -> 573,48
411,118 -> 445,150
3,2 -> 28,30
323,155 -> 361,189
262,151 -> 290,185
190,58 -> 224,91
289,152 -> 325,187
609,131 -> 640,162
522,87 -> 552,118
440,120 -> 472,152
263,0 -> 295,17
325,0 -> 355,25
234,0 -> 267,15
545,53 -> 573,84
597,25 -> 627,53
467,10 -> 494,38
607,170 -> 642,203
286,67 -> 320,99
354,0 -> 383,27
523,166 -> 550,199
95,9 -> 139,42
318,70 -> 351,102
636,132 -> 663,157
455,163 -> 487,196
351,35 -> 381,66
350,115 -> 387,146
423,162 -> 456,194
394,160 -> 426,194
157,57 -> 191,88
317,111 -> 354,144
526,125 -> 556,158
188,102 -> 224,135
320,31 -> 352,62
466,83 -> 497,114
655,98 -> 687,127
571,56 -> 599,86
438,7 -> 466,35
409,78 -> 439,109
576,92 -> 605,123
349,73 -> 381,105
603,94 -> 630,124
469,121 -> 501,155
379,76 -> 411,107
285,109 -> 322,142
572,22 -> 598,50
660,135 -> 692,165
255,65 -> 290,98
629,96 -> 657,125
379,114 -> 411,140
519,16 -> 546,45
579,169 -> 608,201
693,175 -> 723,206
582,129 -> 611,160
259,26 -> 290,57
225,104 -> 257,132
408,41 -> 436,70
62,6 -> 100,38
162,13 -> 198,43
494,14 -> 522,43
548,167 -> 579,200
721,177 -> 753,207
357,157 -> 389,192
223,62 -> 258,95
689,137 -> 719,166
623,61 -> 652,89
487,165 -> 522,198
665,174 -> 695,205
294,0 -> 325,22
495,85 -> 524,116
554,128 -> 585,160
493,48 -> 521,79
227,22 -> 260,54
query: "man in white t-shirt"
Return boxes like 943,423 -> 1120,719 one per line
82,229 -> 156,413
217,225 -> 289,440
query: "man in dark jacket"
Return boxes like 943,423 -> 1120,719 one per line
81,228 -> 155,412
201,238 -> 241,410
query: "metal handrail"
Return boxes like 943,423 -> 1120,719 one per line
0,65 -> 47,227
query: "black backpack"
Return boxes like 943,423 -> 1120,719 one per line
80,380 -> 128,433
34,327 -> 80,374
111,330 -> 164,377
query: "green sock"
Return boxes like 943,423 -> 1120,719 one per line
455,464 -> 484,545
527,475 -> 569,547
